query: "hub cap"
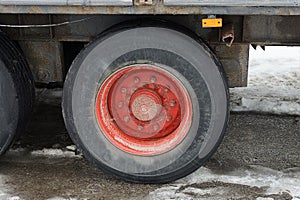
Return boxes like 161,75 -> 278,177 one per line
95,64 -> 192,156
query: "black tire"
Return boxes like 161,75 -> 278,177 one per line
62,22 -> 229,183
0,31 -> 35,155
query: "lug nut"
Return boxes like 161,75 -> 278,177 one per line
124,116 -> 130,122
169,100 -> 177,107
134,77 -> 140,84
150,76 -> 157,83
118,101 -> 124,108
121,87 -> 127,93
153,124 -> 159,131
137,125 -> 143,131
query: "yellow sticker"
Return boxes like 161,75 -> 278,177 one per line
202,18 -> 223,28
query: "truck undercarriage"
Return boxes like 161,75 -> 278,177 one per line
0,0 -> 299,183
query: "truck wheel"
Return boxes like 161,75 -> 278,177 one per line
62,24 -> 229,183
0,31 -> 34,155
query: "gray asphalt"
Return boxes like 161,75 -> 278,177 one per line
0,89 -> 299,199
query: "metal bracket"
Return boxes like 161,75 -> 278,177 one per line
221,23 -> 235,47
135,0 -> 153,6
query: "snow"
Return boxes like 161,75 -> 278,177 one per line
7,146 -> 81,158
1,46 -> 299,199
231,46 -> 300,115
148,166 -> 300,200
47,198 -> 85,200
31,146 -> 81,158
149,47 -> 300,199
248,46 -> 300,89
0,176 -> 20,200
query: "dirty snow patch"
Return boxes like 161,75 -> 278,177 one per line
8,146 -> 81,158
30,145 -> 82,158
31,146 -> 81,158
0,175 -> 20,200
148,166 -> 300,200
47,198 -> 86,200
231,46 -> 300,116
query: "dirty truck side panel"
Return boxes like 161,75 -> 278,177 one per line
0,0 -> 300,15
0,0 -> 299,87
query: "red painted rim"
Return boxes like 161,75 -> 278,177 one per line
95,64 -> 192,156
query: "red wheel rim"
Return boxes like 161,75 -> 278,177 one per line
95,64 -> 192,156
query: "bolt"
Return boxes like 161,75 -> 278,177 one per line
134,77 -> 140,84
169,100 -> 177,107
150,76 -> 157,83
153,124 -> 159,131
164,88 -> 169,92
118,101 -> 124,108
121,87 -> 127,93
137,125 -> 143,131
124,116 -> 130,122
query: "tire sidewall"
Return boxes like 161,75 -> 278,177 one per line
0,59 -> 19,154
63,26 -> 228,182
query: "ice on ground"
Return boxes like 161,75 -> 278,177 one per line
231,46 -> 300,115
0,175 -> 21,200
148,166 -> 300,200
47,198 -> 85,200
8,146 -> 81,158
31,147 -> 81,158
248,46 -> 300,89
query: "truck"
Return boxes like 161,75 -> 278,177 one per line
0,0 -> 299,183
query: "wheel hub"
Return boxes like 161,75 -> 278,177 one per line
95,64 -> 192,156
130,89 -> 162,121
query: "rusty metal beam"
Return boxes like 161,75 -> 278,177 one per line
164,0 -> 300,7
0,5 -> 300,15
243,16 -> 300,44
0,0 -> 132,6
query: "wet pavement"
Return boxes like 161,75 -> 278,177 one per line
0,89 -> 299,200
